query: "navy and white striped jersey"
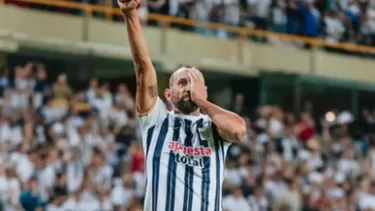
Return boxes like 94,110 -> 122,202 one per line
138,97 -> 232,211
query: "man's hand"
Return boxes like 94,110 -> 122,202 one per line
188,69 -> 246,142
188,69 -> 207,106
118,0 -> 140,15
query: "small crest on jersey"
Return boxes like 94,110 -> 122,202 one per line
198,123 -> 212,141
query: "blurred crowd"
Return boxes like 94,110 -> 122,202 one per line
0,62 -> 143,211
1,62 -> 375,211
5,0 -> 375,48
222,93 -> 375,211
137,0 -> 375,47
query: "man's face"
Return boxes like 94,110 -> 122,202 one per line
168,68 -> 204,114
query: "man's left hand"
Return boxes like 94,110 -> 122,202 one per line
188,69 -> 207,106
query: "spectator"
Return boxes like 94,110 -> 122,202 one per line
222,186 -> 251,211
231,93 -> 249,117
115,83 -> 134,111
147,0 -> 166,25
0,66 -> 9,101
62,186 -> 99,210
223,0 -> 240,27
271,0 -> 288,33
298,0 -> 321,47
33,63 -> 49,109
9,63 -> 33,110
248,185 -> 268,211
51,74 -> 71,109
286,0 -> 301,35
249,0 -> 272,30
296,111 -> 316,143
85,78 -> 99,105
323,9 -> 346,44
0,166 -> 21,210
111,174 -> 134,210
19,176 -> 44,211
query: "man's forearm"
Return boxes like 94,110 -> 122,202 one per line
122,8 -> 158,114
123,10 -> 152,69
197,100 -> 246,141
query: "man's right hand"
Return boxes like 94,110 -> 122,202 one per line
118,0 -> 140,15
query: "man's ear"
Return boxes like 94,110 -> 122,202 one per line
164,88 -> 171,101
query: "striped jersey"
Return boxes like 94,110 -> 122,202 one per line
138,97 -> 232,211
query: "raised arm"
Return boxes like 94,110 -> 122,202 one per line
118,0 -> 158,115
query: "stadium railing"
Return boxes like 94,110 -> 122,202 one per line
2,0 -> 375,54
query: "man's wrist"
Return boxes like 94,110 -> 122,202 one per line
195,98 -> 209,109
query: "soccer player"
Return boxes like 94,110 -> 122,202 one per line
117,0 -> 247,210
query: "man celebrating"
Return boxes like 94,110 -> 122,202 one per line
117,0 -> 246,210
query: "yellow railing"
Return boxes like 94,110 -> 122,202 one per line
3,0 -> 375,54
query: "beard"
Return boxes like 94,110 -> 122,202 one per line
172,97 -> 199,114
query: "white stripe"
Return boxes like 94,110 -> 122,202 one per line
173,160 -> 186,210
143,119 -> 168,210
156,129 -> 173,210
208,140 -> 218,211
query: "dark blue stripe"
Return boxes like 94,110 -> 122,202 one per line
187,166 -> 194,210
183,119 -> 194,211
145,125 -> 156,192
197,119 -> 210,211
212,125 -> 221,211
165,118 -> 182,211
152,116 -> 169,211
219,140 -> 225,162
146,125 -> 156,159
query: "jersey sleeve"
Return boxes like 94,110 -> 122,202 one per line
137,97 -> 168,130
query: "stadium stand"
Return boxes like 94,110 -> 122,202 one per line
5,0 -> 375,55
